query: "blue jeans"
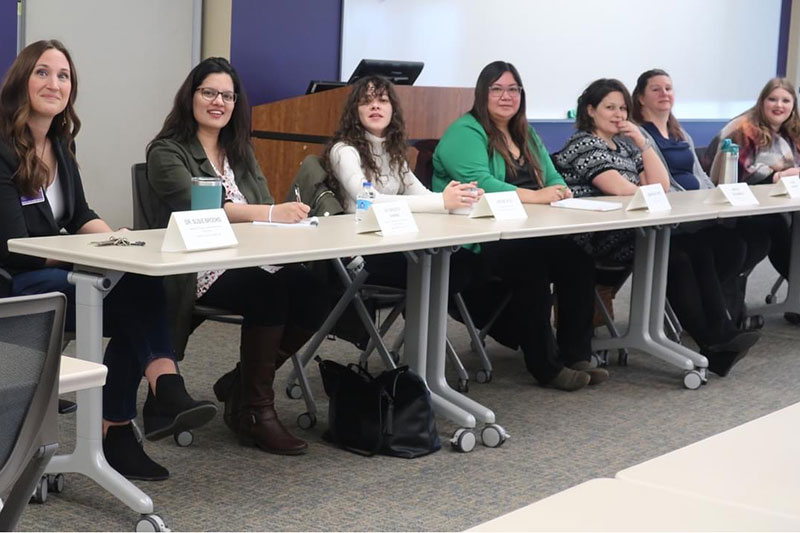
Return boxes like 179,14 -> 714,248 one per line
11,269 -> 176,421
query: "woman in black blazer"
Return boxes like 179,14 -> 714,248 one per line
0,40 -> 217,481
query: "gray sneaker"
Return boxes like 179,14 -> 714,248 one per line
546,367 -> 591,391
570,360 -> 610,385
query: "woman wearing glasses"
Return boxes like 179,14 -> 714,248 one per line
146,57 -> 327,455
0,40 -> 217,481
432,61 -> 605,392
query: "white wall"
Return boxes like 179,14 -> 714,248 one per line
24,0 -> 197,228
342,0 -> 782,120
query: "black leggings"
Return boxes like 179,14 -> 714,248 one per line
482,236 -> 595,384
198,265 -> 328,331
667,228 -> 746,347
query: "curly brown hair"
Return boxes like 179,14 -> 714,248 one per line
0,39 -> 81,196
745,78 -> 800,150
322,76 -> 409,203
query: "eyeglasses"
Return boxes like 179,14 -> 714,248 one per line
488,85 -> 523,98
196,87 -> 237,104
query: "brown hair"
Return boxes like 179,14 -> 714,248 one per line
632,69 -> 683,140
575,78 -> 633,133
322,76 -> 409,202
470,61 -> 541,185
0,39 -> 80,196
744,77 -> 800,149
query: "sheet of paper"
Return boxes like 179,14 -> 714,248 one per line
550,198 -> 623,211
253,216 -> 320,228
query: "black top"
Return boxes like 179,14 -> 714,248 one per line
505,156 -> 540,190
0,137 -> 99,273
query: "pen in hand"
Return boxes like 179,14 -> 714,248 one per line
294,185 -> 302,204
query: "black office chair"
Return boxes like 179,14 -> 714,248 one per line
0,293 -> 65,530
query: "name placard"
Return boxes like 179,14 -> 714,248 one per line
770,176 -> 800,199
625,183 -> 671,212
469,191 -> 528,220
161,209 -> 238,252
356,201 -> 419,236
705,183 -> 759,206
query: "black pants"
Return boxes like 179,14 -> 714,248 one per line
743,214 -> 791,279
667,227 -> 746,347
361,248 -> 487,295
199,265 -> 328,331
482,236 -> 595,384
721,217 -> 772,323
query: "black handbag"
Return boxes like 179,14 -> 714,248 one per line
316,357 -> 441,458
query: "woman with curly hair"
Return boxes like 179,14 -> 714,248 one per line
322,75 -> 482,289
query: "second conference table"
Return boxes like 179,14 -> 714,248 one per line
9,185 -> 800,525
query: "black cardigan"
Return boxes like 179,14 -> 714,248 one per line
0,137 -> 99,274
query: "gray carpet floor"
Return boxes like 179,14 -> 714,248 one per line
17,260 -> 800,531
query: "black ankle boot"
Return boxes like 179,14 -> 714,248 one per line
143,374 -> 217,441
103,423 -> 168,481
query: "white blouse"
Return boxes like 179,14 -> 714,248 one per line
329,131 -> 446,214
46,168 -> 65,223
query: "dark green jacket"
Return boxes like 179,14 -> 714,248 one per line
145,136 -> 274,357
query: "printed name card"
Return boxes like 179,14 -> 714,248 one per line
770,176 -> 800,199
161,209 -> 238,252
356,201 -> 419,236
705,183 -> 759,206
469,191 -> 528,220
625,184 -> 672,212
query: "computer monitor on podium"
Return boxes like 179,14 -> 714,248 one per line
347,59 -> 424,85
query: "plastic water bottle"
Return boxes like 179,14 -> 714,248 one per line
355,181 -> 375,222
720,138 -> 740,185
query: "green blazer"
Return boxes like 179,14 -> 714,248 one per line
145,136 -> 274,357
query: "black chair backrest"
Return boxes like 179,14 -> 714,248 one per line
413,139 -> 439,190
0,293 -> 65,530
131,163 -> 155,230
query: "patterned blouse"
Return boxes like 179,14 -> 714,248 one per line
195,157 -> 279,299
717,116 -> 800,185
554,130 -> 644,198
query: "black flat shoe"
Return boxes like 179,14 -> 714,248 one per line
706,330 -> 760,353
705,348 -> 750,377
104,424 -> 168,481
143,374 -> 217,441
784,312 -> 800,325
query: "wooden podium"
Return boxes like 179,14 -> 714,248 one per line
250,85 -> 474,202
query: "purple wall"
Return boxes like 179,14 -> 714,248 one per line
230,0 -> 342,107
0,2 -> 17,78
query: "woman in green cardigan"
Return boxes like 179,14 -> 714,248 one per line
433,61 -> 604,391
146,58 -> 327,455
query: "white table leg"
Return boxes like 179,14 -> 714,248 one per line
404,250 -> 476,429
592,228 -> 695,371
45,270 -> 154,515
753,211 -> 800,315
426,248 -> 495,424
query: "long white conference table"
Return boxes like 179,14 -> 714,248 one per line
10,185 -> 800,527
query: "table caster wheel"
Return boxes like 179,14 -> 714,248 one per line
456,378 -> 469,393
31,476 -> 48,503
286,383 -> 303,400
481,423 -> 509,448
683,370 -> 703,390
136,513 -> 170,532
475,369 -> 492,384
47,473 -> 65,494
297,412 -> 316,430
174,430 -> 193,447
450,428 -> 476,453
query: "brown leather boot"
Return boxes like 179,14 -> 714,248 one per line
237,325 -> 308,455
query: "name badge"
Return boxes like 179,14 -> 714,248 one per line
356,201 -> 418,236
705,183 -> 759,206
770,176 -> 800,199
625,183 -> 671,212
469,191 -> 528,220
161,208 -> 238,252
20,188 -> 45,206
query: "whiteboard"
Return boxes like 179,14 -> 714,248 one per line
342,0 -> 781,119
